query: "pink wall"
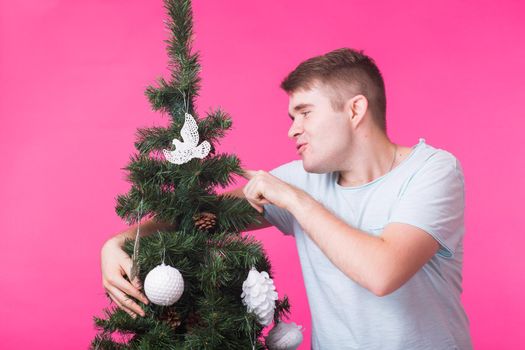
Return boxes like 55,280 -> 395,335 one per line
1,0 -> 524,348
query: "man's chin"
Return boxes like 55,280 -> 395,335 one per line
302,160 -> 324,174
302,157 -> 337,174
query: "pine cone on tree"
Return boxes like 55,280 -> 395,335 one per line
193,212 -> 217,231
159,308 -> 182,330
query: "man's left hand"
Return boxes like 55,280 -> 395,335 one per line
241,169 -> 300,214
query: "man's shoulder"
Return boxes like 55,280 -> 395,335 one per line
408,142 -> 465,188
416,141 -> 462,174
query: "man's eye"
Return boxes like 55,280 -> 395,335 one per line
302,111 -> 310,117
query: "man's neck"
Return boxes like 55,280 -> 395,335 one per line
337,133 -> 411,188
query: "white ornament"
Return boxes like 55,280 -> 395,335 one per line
241,267 -> 278,326
144,263 -> 184,306
265,321 -> 304,350
162,112 -> 211,165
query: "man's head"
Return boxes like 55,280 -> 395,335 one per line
281,48 -> 387,132
281,48 -> 388,173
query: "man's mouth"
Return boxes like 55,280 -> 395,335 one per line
297,143 -> 307,154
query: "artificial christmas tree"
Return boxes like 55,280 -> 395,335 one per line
91,0 -> 299,349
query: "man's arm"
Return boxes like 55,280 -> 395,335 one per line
110,219 -> 176,246
287,191 -> 439,296
110,185 -> 272,244
241,169 -> 440,297
110,185 -> 273,247
101,183 -> 273,319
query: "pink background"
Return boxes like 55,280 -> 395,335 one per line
1,0 -> 524,348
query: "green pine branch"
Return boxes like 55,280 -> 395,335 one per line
134,126 -> 174,155
144,0 -> 200,118
198,108 -> 234,145
144,77 -> 187,115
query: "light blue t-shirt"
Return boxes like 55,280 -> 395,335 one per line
263,138 -> 472,350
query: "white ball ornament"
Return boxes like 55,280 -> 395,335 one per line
265,321 -> 304,350
241,267 -> 278,326
143,263 -> 184,306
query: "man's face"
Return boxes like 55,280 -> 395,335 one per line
287,84 -> 353,173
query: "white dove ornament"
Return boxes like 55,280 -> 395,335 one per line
162,113 -> 211,165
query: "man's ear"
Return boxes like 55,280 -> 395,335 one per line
345,94 -> 368,128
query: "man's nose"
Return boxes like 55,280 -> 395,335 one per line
288,119 -> 302,139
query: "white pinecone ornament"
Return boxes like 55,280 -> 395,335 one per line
265,321 -> 304,350
144,263 -> 184,306
241,267 -> 278,326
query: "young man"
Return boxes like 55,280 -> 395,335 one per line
101,48 -> 472,349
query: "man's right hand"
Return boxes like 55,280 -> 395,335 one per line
101,237 -> 149,318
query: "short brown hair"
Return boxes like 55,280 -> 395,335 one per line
280,48 -> 387,132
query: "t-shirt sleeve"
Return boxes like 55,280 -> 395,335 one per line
262,162 -> 297,236
389,152 -> 465,258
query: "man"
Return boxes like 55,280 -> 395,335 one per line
101,48 -> 472,349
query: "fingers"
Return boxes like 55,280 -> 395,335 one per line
245,192 -> 270,214
249,196 -> 270,212
240,169 -> 257,180
112,274 -> 150,305
102,262 -> 149,318
106,288 -> 136,318
106,285 -> 146,318
103,273 -> 148,317
121,255 -> 144,291
247,201 -> 264,214
119,257 -> 149,304
101,240 -> 149,318
242,170 -> 271,213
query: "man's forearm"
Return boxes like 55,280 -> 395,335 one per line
286,190 -> 390,296
111,185 -> 258,246
112,219 -> 176,246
